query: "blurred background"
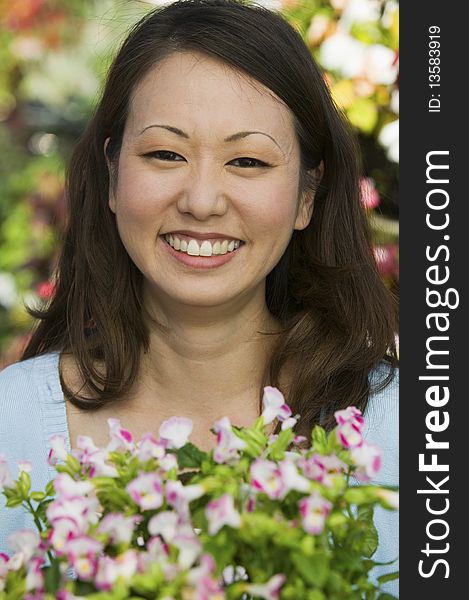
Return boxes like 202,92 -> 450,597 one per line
0,0 -> 399,369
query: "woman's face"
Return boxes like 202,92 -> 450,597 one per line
108,51 -> 315,313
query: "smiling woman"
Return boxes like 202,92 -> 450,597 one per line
0,0 -> 398,594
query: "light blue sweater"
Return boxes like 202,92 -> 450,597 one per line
0,352 -> 399,596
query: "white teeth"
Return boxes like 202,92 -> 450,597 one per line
187,240 -> 200,256
199,240 -> 213,256
164,234 -> 242,257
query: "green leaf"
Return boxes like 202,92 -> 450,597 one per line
292,551 -> 329,587
18,471 -> 31,497
358,504 -> 374,523
176,443 -> 208,469
45,480 -> 55,496
378,594 -> 398,600
306,590 -> 326,600
361,519 -> 379,558
377,571 -> 399,584
30,491 -> 46,502
5,496 -> 24,508
267,428 -> 294,460
311,425 -> 327,453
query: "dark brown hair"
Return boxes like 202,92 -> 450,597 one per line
23,0 -> 398,434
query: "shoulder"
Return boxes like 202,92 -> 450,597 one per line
0,352 -> 65,460
0,352 -> 59,408
0,353 -> 65,553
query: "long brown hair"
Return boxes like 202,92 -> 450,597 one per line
22,0 -> 398,434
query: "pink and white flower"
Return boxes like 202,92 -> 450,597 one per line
187,554 -> 226,599
47,495 -> 100,537
136,433 -> 167,463
159,417 -> 193,449
158,453 -> 179,473
261,387 -> 292,425
300,453 -> 347,488
126,472 -> 163,510
334,406 -> 365,430
74,436 -> 118,478
172,531 -> 202,569
250,459 -> 285,500
206,494 -> 241,535
17,460 -> 33,474
95,550 -> 138,591
350,441 -> 382,482
7,530 -> 41,569
47,435 -> 68,466
53,473 -> 94,498
148,511 -> 179,542
299,492 -> 332,535
25,555 -> 45,592
213,417 -> 246,464
63,535 -> 102,581
245,573 -> 286,600
107,419 -> 134,452
278,460 -> 311,494
48,517 -> 80,554
336,421 -> 363,449
97,513 -> 141,546
166,480 -> 204,518
281,415 -> 299,431
0,457 -> 14,490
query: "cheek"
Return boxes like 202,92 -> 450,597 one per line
242,179 -> 300,236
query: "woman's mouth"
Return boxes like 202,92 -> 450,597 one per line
163,233 -> 243,257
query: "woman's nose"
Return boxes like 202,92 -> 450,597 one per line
176,165 -> 228,220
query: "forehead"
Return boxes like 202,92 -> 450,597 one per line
125,51 -> 296,140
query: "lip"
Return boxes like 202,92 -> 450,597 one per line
163,230 -> 242,242
160,235 -> 242,270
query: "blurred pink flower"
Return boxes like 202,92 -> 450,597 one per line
261,387 -> 292,425
97,513 -> 141,546
36,280 -> 56,300
213,416 -> 246,464
159,416 -> 193,449
126,472 -> 163,511
64,535 -> 102,581
299,492 -> 332,535
245,573 -> 287,600
334,406 -> 365,430
47,435 -> 68,466
336,421 -> 363,449
373,244 -> 399,277
250,459 -> 285,500
107,419 -> 134,453
206,494 -> 241,535
351,441 -> 382,482
359,177 -> 380,209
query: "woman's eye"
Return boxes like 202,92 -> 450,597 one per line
229,157 -> 270,168
144,151 -> 185,161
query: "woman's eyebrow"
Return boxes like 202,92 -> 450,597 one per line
138,124 -> 283,151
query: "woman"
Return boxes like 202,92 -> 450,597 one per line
0,0 -> 398,594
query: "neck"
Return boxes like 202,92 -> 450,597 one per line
136,286 -> 282,419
